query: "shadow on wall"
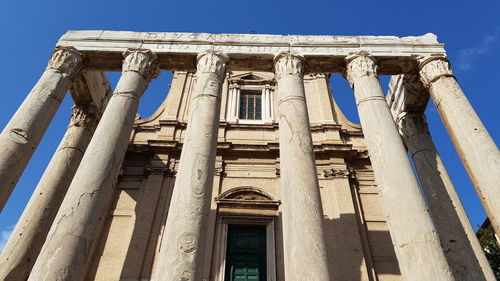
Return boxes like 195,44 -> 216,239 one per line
323,214 -> 401,281
86,179 -> 401,280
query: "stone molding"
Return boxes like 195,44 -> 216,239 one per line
196,51 -> 229,79
344,52 -> 378,87
418,56 -> 455,87
47,46 -> 85,79
122,49 -> 160,82
69,105 -> 99,131
273,52 -> 304,79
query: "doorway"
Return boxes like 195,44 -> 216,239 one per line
224,225 -> 267,281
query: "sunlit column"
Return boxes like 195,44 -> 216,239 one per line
153,51 -> 228,281
0,47 -> 84,211
419,56 -> 500,236
28,49 -> 159,281
274,52 -> 331,281
345,53 -> 454,281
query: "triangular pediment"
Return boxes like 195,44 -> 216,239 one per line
230,72 -> 273,82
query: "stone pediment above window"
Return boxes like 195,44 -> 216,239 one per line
228,72 -> 274,84
216,186 -> 280,214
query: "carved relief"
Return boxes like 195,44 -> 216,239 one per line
122,49 -> 160,82
196,51 -> 229,78
418,56 -> 455,87
323,168 -> 350,178
47,46 -> 85,79
274,52 -> 304,79
69,105 -> 99,131
344,52 -> 377,87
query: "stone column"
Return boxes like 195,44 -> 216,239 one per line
0,105 -> 100,281
274,52 -> 331,281
27,49 -> 159,281
398,112 -> 495,281
153,51 -> 228,281
0,47 -> 84,211
345,53 -> 454,281
419,56 -> 500,235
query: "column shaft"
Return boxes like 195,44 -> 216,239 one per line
274,52 -> 331,281
0,47 -> 84,211
345,54 -> 454,281
0,105 -> 100,281
419,56 -> 500,235
153,51 -> 228,281
27,49 -> 158,281
398,112 -> 495,281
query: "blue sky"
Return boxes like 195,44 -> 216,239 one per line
0,0 -> 499,250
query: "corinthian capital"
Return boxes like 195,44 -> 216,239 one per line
418,56 -> 454,87
273,52 -> 304,79
196,51 -> 229,79
122,49 -> 160,82
69,105 -> 99,131
47,46 -> 85,79
344,52 -> 377,87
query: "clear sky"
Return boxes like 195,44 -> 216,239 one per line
0,0 -> 499,251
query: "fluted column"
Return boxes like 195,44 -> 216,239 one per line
398,112 -> 495,281
27,49 -> 159,281
274,52 -> 331,281
345,53 -> 454,281
0,105 -> 100,281
0,47 -> 84,211
153,51 -> 228,281
419,56 -> 500,235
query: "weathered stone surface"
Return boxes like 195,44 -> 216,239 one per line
388,74 -> 496,281
56,30 -> 444,73
345,53 -> 454,281
153,51 -> 228,281
0,46 -> 84,212
419,56 -> 500,237
274,52 -> 331,281
0,105 -> 101,281
27,49 -> 158,281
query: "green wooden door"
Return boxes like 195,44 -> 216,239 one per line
225,226 -> 267,281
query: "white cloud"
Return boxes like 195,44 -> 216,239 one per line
0,226 -> 14,253
458,29 -> 499,71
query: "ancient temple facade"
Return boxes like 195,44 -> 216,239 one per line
0,31 -> 499,281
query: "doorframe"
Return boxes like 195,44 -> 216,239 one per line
213,215 -> 277,281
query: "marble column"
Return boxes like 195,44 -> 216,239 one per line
345,53 -> 454,281
419,56 -> 500,236
274,52 -> 331,281
0,105 -> 100,281
0,47 -> 84,211
398,112 -> 495,281
153,51 -> 228,281
27,49 -> 159,281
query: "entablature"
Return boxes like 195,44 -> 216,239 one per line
57,30 -> 446,74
